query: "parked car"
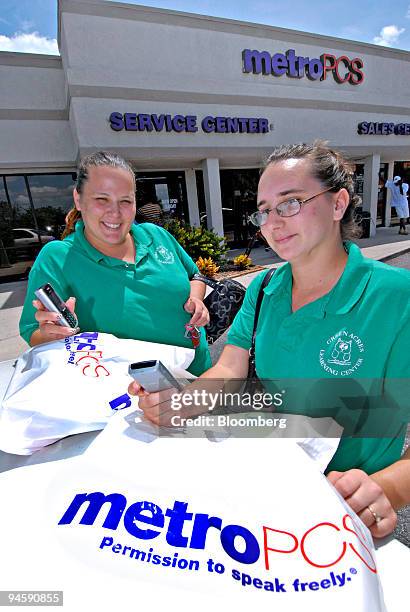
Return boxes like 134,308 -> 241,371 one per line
12,228 -> 55,246
0,229 -> 55,282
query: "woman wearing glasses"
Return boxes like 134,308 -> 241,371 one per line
131,141 -> 410,538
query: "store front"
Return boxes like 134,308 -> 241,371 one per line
2,0 -> 410,273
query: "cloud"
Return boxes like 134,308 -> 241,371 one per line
337,25 -> 364,40
373,25 -> 405,47
0,31 -> 58,54
20,20 -> 35,32
407,5 -> 410,19
29,185 -> 73,197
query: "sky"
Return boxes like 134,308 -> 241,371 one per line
1,0 -> 410,54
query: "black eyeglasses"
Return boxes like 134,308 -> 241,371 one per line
249,188 -> 334,227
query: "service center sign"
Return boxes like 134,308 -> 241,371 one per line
110,113 -> 270,134
242,48 -> 364,85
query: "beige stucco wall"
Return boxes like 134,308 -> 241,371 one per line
0,53 -> 76,170
57,0 -> 410,167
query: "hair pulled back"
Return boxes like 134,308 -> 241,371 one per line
262,140 -> 362,240
62,151 -> 135,239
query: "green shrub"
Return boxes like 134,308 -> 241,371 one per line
164,219 -> 228,263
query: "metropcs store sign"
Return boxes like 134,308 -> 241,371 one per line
108,48 -> 365,135
242,48 -> 365,85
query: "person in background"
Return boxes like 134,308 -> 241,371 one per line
136,200 -> 164,225
130,141 -> 410,539
385,175 -> 409,235
19,151 -> 211,376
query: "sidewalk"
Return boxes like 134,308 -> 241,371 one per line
0,280 -> 27,361
228,227 -> 410,288
0,229 -> 410,362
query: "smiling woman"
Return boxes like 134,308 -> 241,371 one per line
131,141 -> 410,540
71,158 -> 137,260
19,151 -> 212,377
255,142 -> 361,266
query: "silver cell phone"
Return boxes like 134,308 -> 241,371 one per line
128,360 -> 184,392
34,283 -> 78,329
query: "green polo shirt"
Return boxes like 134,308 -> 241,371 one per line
20,221 -> 211,376
227,242 -> 410,473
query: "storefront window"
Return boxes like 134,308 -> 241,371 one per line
220,169 -> 259,247
377,163 -> 388,226
195,169 -> 259,247
390,161 -> 410,226
352,164 -> 364,199
27,174 -> 75,237
0,178 -> 14,271
0,173 -> 74,281
195,170 -> 206,220
5,175 -> 35,229
135,171 -> 188,223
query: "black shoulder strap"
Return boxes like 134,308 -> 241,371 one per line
249,268 -> 276,361
192,273 -> 218,289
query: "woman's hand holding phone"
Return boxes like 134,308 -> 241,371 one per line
128,382 -> 178,426
31,296 -> 78,344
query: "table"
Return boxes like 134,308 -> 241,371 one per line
0,358 -> 408,611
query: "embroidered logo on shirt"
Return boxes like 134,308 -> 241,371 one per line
319,329 -> 364,376
154,245 -> 175,265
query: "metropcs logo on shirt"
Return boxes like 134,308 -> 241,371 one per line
154,245 -> 175,264
319,329 -> 365,376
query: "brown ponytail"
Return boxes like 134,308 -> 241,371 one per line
61,207 -> 81,239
